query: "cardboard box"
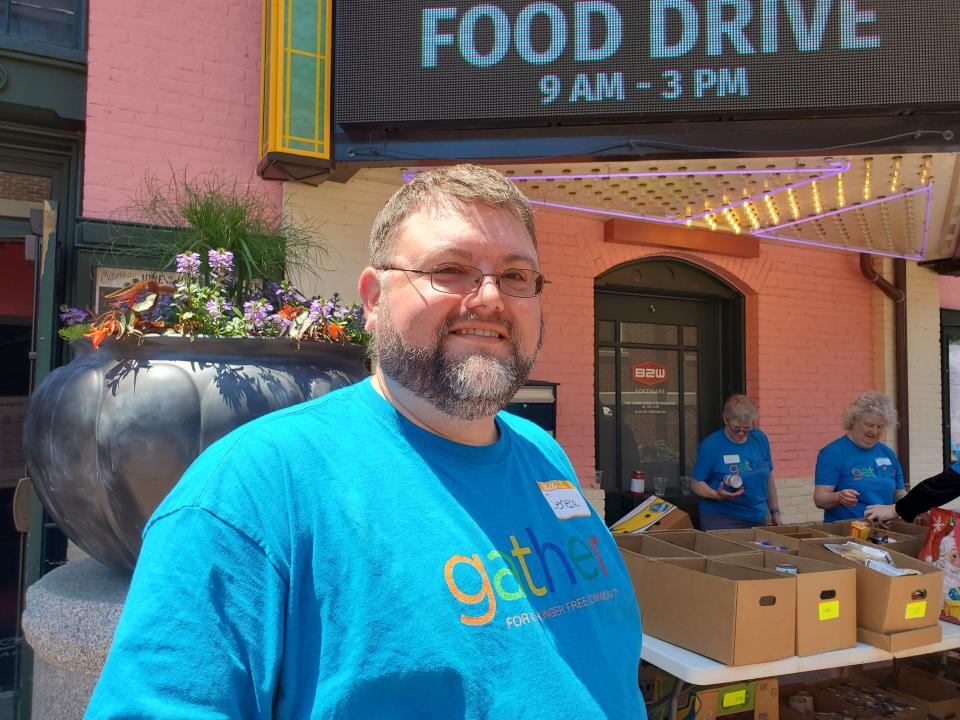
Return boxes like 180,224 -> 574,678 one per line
652,529 -> 764,557
856,624 -> 943,652
780,683 -> 875,720
683,678 -> 779,720
637,557 -> 796,665
763,524 -> 836,539
616,533 -> 704,559
856,665 -> 960,720
810,521 -> 924,558
617,534 -> 704,607
708,528 -> 802,554
609,495 -> 694,533
718,551 -> 857,656
799,538 -> 943,633
889,520 -> 930,539
812,678 -> 928,720
643,669 -> 778,720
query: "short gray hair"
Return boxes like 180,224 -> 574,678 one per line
369,164 -> 536,267
842,390 -> 897,430
722,394 -> 758,425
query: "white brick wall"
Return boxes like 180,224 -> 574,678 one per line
907,262 -> 945,483
283,170 -> 403,302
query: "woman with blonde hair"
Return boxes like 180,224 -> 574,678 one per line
691,394 -> 781,530
814,390 -> 905,522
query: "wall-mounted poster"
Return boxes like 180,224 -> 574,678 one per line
93,267 -> 183,313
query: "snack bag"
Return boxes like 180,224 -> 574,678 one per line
919,507 -> 960,623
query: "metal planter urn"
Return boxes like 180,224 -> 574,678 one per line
23,336 -> 368,573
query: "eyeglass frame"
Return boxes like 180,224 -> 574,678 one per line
375,262 -> 551,298
725,420 -> 754,435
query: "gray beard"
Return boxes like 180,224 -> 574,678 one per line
371,306 -> 542,422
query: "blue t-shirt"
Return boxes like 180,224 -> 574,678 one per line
815,435 -> 905,522
86,378 -> 644,720
693,428 -> 774,523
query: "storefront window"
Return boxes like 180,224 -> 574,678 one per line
946,330 -> 960,464
2,0 -> 83,49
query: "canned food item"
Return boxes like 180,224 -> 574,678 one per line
722,473 -> 743,491
775,564 -> 799,575
848,520 -> 871,540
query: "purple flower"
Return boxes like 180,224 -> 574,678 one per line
269,314 -> 292,331
208,249 -> 234,278
307,299 -> 323,323
59,306 -> 88,326
243,299 -> 273,325
175,252 -> 201,277
205,299 -> 223,319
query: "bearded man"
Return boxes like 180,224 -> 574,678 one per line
86,165 -> 645,719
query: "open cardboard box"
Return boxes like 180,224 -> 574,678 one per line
608,495 -> 693,534
617,533 -> 704,607
799,538 -> 943,634
855,665 -> 960,720
888,519 -> 930,539
707,528 -> 802,554
812,677 -> 928,720
762,524 -> 836,539
782,680 -> 926,720
651,529 -> 764,557
717,551 -> 857,656
808,521 -> 924,558
780,683 -> 876,720
637,557 -> 796,665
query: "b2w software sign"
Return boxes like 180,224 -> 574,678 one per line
335,1 -> 960,126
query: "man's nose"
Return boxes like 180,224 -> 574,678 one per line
468,274 -> 505,310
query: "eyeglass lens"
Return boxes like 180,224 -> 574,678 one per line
430,263 -> 544,297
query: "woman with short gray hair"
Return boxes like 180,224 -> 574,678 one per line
690,394 -> 781,529
814,390 -> 905,522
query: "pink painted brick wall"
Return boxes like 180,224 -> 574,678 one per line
530,210 -> 875,487
84,0 -> 279,219
941,276 -> 960,310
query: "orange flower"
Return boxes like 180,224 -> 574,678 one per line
278,304 -> 302,321
326,322 -> 344,341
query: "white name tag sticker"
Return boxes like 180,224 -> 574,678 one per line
723,454 -> 741,464
876,457 -> 892,467
538,481 -> 591,520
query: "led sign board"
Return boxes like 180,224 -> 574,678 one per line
335,1 -> 960,126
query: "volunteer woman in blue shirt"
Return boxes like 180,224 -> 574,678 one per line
814,390 -> 906,521
690,394 -> 781,530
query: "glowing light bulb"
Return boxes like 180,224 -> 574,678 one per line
836,173 -> 846,209
890,156 -> 902,193
811,180 -> 823,214
920,155 -> 932,186
787,187 -> 800,220
763,194 -> 780,224
862,157 -> 873,201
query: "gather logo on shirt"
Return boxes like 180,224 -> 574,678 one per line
443,527 -> 619,627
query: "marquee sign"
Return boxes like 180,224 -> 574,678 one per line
335,1 -> 960,127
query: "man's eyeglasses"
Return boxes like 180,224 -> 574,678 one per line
726,421 -> 753,435
377,262 -> 550,298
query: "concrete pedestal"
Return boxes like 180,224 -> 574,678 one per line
21,558 -> 129,720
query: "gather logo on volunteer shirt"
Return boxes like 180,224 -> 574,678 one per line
443,527 -> 620,627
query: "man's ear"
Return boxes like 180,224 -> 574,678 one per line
358,266 -> 382,333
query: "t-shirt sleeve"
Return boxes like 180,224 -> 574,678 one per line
691,437 -> 714,483
84,507 -> 287,720
892,450 -> 905,490
760,430 -> 773,471
814,444 -> 840,487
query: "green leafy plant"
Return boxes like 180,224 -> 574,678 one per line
114,169 -> 325,306
59,249 -> 369,349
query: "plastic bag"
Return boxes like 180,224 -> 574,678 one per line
919,507 -> 960,623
